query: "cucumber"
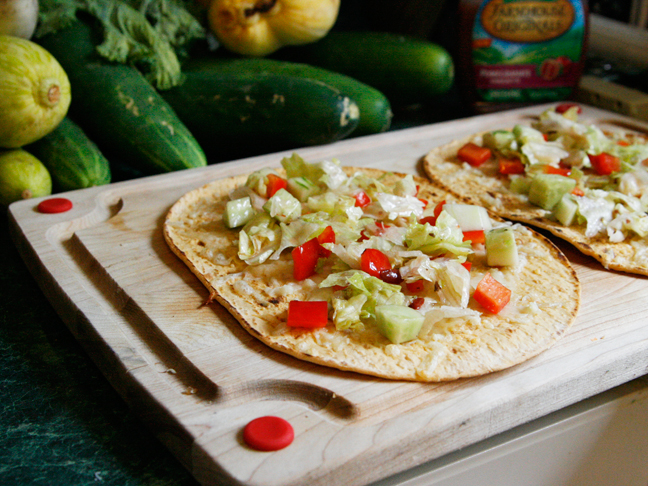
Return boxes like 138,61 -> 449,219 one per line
224,197 -> 254,229
528,173 -> 576,210
184,57 -> 392,137
485,228 -> 519,267
442,203 -> 492,232
25,117 -> 111,191
292,31 -> 455,106
375,305 -> 424,344
36,18 -> 206,175
160,66 -> 360,161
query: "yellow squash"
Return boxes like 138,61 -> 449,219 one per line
208,0 -> 340,57
0,149 -> 51,206
0,35 -> 71,148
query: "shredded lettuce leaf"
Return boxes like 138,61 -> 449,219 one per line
238,213 -> 281,265
332,294 -> 368,330
376,193 -> 425,220
320,270 -> 405,318
405,211 -> 473,259
37,0 -> 205,90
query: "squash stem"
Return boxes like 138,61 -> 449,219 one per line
38,78 -> 61,108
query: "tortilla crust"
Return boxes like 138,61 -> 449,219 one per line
423,133 -> 648,276
164,167 -> 580,382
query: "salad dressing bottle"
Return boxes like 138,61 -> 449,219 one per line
457,0 -> 589,113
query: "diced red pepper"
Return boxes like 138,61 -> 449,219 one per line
419,216 -> 437,226
420,200 -> 446,226
457,143 -> 492,167
588,153 -> 621,175
287,301 -> 328,328
461,261 -> 472,271
406,280 -> 425,293
462,230 -> 485,245
361,248 -> 391,278
617,140 -> 630,147
433,200 -> 446,218
473,273 -> 511,314
409,297 -> 425,310
292,238 -> 321,281
353,190 -> 371,208
358,230 -> 370,242
266,173 -> 287,198
418,198 -> 429,208
316,226 -> 335,257
571,187 -> 584,196
555,103 -> 582,114
498,157 -> 525,175
544,165 -> 571,176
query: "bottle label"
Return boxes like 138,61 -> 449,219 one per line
472,0 -> 586,102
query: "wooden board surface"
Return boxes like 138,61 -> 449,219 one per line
9,104 -> 648,486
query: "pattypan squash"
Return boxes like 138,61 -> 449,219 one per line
208,0 -> 340,57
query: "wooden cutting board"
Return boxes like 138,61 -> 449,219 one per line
9,104 -> 648,486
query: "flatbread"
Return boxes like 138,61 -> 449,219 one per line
423,131 -> 648,276
164,166 -> 580,382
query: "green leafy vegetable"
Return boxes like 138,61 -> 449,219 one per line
36,0 -> 205,89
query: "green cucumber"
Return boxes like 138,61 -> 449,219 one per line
36,18 -> 206,175
291,31 -> 454,106
184,57 -> 392,137
528,174 -> 576,210
25,117 -> 111,191
442,203 -> 492,232
224,197 -> 255,229
485,227 -> 519,267
160,67 -> 360,161
375,305 -> 424,344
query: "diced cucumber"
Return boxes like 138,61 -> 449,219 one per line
486,227 -> 519,267
224,197 -> 255,229
442,203 -> 493,232
509,175 -> 531,194
375,305 -> 424,344
287,176 -> 319,202
483,130 -> 515,151
263,188 -> 301,222
528,174 -> 576,210
553,193 -> 579,226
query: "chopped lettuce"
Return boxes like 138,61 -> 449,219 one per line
281,153 -> 348,190
332,294 -> 369,330
576,190 -> 616,238
393,174 -> 418,197
238,213 -> 281,265
245,168 -> 276,198
376,193 -> 425,220
263,188 -> 301,223
404,211 -> 473,260
320,270 -> 405,318
270,219 -> 323,260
